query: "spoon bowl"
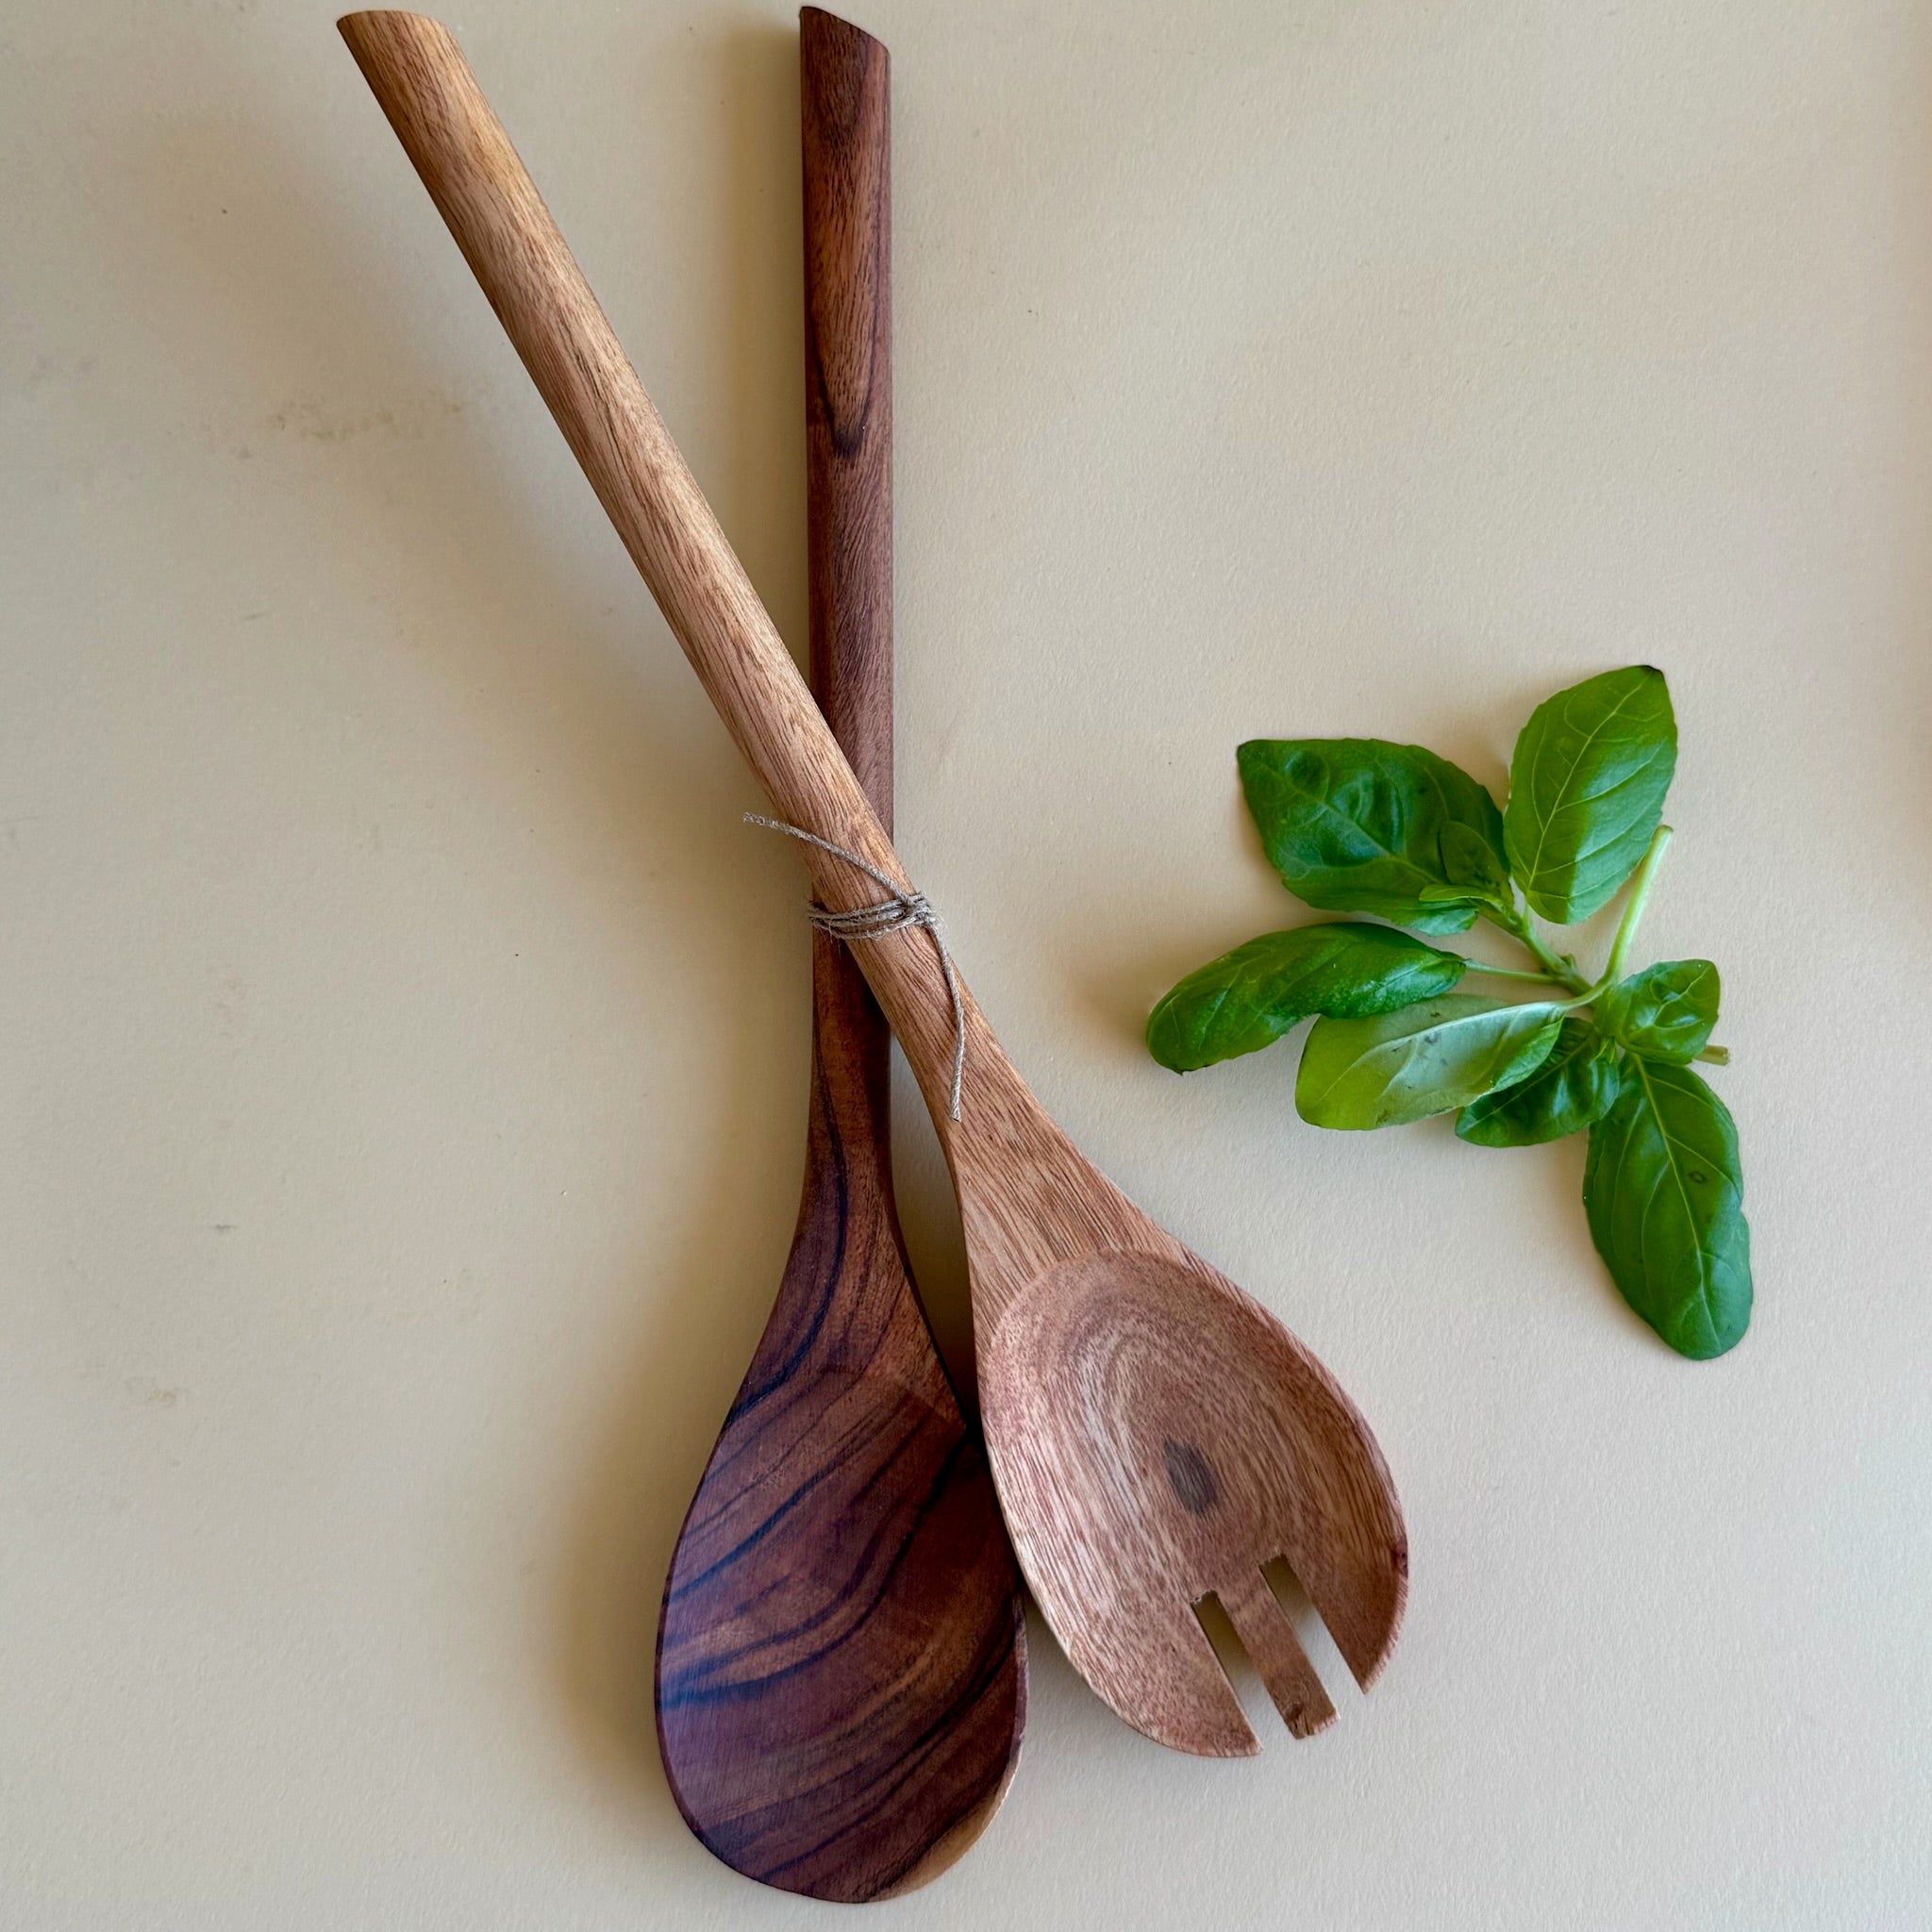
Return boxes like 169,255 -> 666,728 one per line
981,1247 -> 1404,1753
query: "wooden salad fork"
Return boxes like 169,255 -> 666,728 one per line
653,11 -> 1024,1902
341,8 -> 1407,1757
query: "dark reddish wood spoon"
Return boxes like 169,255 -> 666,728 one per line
651,9 -> 1025,1902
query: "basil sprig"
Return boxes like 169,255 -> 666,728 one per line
1147,666 -> 1752,1360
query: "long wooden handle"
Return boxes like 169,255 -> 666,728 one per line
801,9 -> 896,1176
339,10 -> 970,1124
803,7 -> 892,824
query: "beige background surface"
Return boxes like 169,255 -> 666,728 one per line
5,1 -> 1930,1926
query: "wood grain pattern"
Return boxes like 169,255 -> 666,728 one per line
652,10 -> 1024,1901
341,9 -> 1408,1757
801,5 -> 891,813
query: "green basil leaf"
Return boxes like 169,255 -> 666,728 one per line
1503,666 -> 1677,923
1455,1014 -> 1621,1147
1147,924 -> 1467,1072
1295,995 -> 1565,1130
1238,739 -> 1509,934
1583,1056 -> 1751,1359
1596,958 -> 1719,1065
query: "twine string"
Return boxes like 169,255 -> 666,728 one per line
745,814 -> 966,1121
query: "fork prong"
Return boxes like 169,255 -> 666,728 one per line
1291,1534 -> 1407,1692
1214,1570 -> 1336,1740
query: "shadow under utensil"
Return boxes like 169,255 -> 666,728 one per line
890,1047 -> 981,1407
104,18 -> 828,1851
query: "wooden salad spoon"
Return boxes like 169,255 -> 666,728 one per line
652,10 -> 1025,1901
341,8 -> 1407,1757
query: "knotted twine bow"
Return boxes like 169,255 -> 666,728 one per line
745,815 -> 967,1120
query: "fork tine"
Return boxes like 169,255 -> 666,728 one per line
1214,1571 -> 1336,1740
1290,1533 -> 1407,1692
